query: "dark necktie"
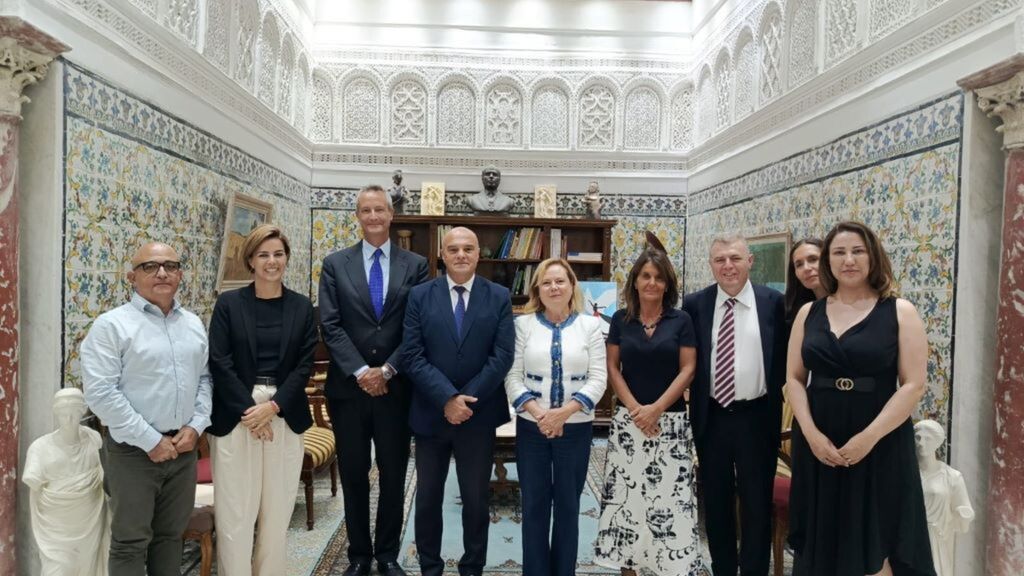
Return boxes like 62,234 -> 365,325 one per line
714,297 -> 737,407
369,248 -> 384,320
453,285 -> 467,336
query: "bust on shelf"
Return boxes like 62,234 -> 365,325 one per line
388,169 -> 408,214
467,165 -> 513,214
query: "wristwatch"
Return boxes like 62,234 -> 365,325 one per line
381,364 -> 396,381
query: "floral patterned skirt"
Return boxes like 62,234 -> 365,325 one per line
595,406 -> 707,575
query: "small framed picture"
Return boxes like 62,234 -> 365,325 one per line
578,280 -> 618,338
534,184 -> 557,218
747,231 -> 792,293
216,193 -> 273,292
420,182 -> 446,215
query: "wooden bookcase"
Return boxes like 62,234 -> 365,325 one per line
389,214 -> 618,425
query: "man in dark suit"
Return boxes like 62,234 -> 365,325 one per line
400,226 -> 515,576
682,234 -> 786,576
318,185 -> 429,576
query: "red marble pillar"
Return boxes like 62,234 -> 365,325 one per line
961,56 -> 1024,576
0,17 -> 67,572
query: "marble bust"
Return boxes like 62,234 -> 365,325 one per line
915,419 -> 974,576
388,169 -> 408,214
23,388 -> 109,576
583,180 -> 601,219
466,166 -> 513,214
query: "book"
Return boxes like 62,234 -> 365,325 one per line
550,228 -> 562,258
567,251 -> 603,263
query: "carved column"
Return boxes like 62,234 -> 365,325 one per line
0,17 -> 67,572
960,55 -> 1024,576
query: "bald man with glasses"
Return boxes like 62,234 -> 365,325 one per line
81,242 -> 213,576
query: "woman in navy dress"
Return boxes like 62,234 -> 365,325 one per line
786,221 -> 935,576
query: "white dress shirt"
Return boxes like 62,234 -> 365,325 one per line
446,274 -> 476,312
709,280 -> 767,401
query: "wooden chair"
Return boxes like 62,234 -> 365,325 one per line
301,392 -> 338,529
184,434 -> 215,576
772,398 -> 795,576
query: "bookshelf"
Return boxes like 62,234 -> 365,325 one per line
389,214 -> 618,426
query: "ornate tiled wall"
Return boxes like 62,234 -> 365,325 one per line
309,188 -> 687,305
686,93 -> 963,431
62,64 -> 311,387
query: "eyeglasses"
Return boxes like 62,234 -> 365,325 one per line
133,261 -> 182,274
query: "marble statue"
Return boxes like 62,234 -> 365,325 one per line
467,166 -> 513,214
583,180 -> 601,219
23,388 -> 109,576
915,419 -> 974,576
388,169 -> 408,214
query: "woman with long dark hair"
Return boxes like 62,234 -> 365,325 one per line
785,238 -> 827,323
786,221 -> 935,576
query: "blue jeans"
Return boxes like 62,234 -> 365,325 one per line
515,416 -> 593,576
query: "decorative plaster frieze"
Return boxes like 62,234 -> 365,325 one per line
311,151 -> 687,173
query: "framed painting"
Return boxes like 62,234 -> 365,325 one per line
217,193 -> 273,292
748,232 -> 792,293
578,280 -> 618,338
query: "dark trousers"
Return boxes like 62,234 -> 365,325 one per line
515,417 -> 593,576
696,397 -> 778,576
103,436 -> 196,576
414,426 -> 496,576
329,391 -> 411,564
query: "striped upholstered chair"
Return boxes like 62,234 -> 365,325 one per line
301,393 -> 338,530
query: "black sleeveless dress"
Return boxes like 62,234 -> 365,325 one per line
788,298 -> 935,576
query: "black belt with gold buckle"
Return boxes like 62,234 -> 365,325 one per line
810,374 -> 876,393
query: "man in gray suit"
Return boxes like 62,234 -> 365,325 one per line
318,185 -> 429,576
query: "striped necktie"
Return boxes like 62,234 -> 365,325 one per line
714,297 -> 738,407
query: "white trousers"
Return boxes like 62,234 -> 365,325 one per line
211,385 -> 304,576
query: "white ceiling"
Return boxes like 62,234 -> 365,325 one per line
312,0 -> 694,57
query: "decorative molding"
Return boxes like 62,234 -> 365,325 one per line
0,17 -> 69,118
311,151 -> 687,173
975,71 -> 1024,150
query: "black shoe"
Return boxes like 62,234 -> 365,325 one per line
342,561 -> 371,576
377,561 -> 407,576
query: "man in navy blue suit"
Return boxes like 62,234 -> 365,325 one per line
400,226 -> 515,576
683,234 -> 786,576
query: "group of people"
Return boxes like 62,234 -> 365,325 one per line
76,179 -> 936,576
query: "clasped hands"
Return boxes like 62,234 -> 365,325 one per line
357,367 -> 389,397
629,404 -> 663,438
807,428 -> 878,468
147,426 -> 198,463
531,405 -> 573,439
241,401 -> 280,442
444,394 -> 477,425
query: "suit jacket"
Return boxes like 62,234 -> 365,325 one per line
208,283 -> 316,436
682,282 -> 787,445
399,276 -> 515,436
318,241 -> 429,400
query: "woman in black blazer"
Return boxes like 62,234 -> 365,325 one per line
208,224 -> 316,576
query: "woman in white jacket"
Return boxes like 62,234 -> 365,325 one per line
505,257 -> 607,576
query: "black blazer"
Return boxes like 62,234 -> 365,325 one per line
400,276 -> 515,436
318,242 -> 429,400
208,283 -> 316,436
682,283 -> 787,445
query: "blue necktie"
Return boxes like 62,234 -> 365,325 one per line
369,248 -> 384,320
453,285 -> 466,336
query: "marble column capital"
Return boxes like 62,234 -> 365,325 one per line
0,16 -> 68,118
959,55 -> 1024,150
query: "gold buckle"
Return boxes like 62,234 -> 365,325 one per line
835,377 -> 855,391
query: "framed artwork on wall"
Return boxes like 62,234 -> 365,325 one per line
217,193 -> 273,292
748,232 -> 792,293
578,280 -> 618,338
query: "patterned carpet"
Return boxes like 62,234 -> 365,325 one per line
183,441 -> 794,575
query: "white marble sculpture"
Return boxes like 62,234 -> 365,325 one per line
915,419 -> 974,576
23,388 -> 109,576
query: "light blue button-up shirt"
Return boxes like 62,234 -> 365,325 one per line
80,292 -> 213,452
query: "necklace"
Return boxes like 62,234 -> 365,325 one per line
640,312 -> 662,331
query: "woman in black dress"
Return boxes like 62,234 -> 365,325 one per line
786,221 -> 935,576
785,238 -> 826,323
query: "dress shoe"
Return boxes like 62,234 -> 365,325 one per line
377,561 -> 407,576
341,561 -> 371,576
